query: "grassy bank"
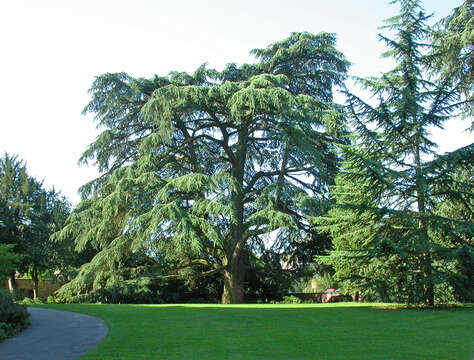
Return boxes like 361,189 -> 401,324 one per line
36,303 -> 473,360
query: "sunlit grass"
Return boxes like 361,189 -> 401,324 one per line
35,303 -> 473,360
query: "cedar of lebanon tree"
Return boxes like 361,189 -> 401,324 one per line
55,33 -> 349,303
318,0 -> 473,306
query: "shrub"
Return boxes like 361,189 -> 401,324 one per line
19,297 -> 34,305
56,279 -> 222,304
0,289 -> 30,340
19,297 -> 45,305
46,296 -> 57,304
280,295 -> 303,304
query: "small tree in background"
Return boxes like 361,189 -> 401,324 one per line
22,187 -> 71,299
0,153 -> 34,297
0,153 -> 72,299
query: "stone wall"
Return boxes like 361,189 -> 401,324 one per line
2,278 -> 64,300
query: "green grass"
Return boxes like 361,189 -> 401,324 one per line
36,303 -> 473,360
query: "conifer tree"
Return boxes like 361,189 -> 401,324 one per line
0,153 -> 34,295
0,244 -> 21,278
428,154 -> 473,302
318,0 -> 473,306
0,153 -> 72,299
56,32 -> 349,303
431,0 -> 473,120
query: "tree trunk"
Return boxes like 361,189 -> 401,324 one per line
32,268 -> 39,301
414,142 -> 434,307
221,125 -> 248,304
221,250 -> 245,304
423,252 -> 434,306
221,271 -> 244,304
7,275 -> 16,300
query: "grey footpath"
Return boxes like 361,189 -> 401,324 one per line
0,307 -> 108,360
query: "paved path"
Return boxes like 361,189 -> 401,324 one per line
0,307 -> 108,360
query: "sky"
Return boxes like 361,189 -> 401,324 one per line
0,0 -> 471,205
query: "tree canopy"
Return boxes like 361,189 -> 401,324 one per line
0,153 -> 71,298
0,244 -> 21,278
431,0 -> 473,120
55,32 -> 349,303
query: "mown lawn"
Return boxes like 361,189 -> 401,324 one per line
36,303 -> 473,360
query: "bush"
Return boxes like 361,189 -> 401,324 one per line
19,297 -> 34,305
0,289 -> 30,340
280,295 -> 303,304
46,296 -> 58,304
75,284 -> 157,304
56,277 -> 222,304
19,297 -> 44,305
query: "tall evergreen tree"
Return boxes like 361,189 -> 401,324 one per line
318,0 -> 473,306
55,32 -> 349,303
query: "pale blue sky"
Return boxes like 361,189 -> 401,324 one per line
0,0 -> 470,204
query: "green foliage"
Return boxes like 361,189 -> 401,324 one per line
56,276 -> 222,304
291,272 -> 339,294
244,250 -> 293,302
430,167 -> 474,302
70,284 -> 155,304
46,296 -> 58,304
431,0 -> 473,120
0,153 -> 34,265
279,295 -> 303,304
0,153 -> 73,297
19,297 -> 40,305
56,32 -> 349,303
318,0 -> 473,306
0,289 -> 30,340
0,244 -> 22,277
314,273 -> 340,293
291,279 -> 313,293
